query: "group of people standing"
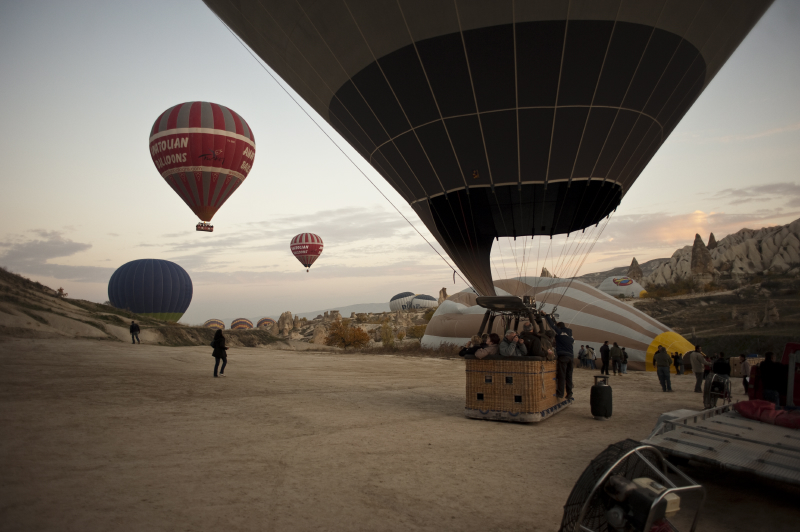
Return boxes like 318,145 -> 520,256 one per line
576,341 -> 629,375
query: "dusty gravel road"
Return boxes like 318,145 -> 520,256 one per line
1,339 -> 797,531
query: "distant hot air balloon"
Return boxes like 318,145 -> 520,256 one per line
231,318 -> 253,330
108,259 -> 192,322
203,319 -> 225,330
149,101 -> 256,232
204,0 -> 772,294
290,233 -> 324,272
389,292 -> 416,311
257,317 -> 276,328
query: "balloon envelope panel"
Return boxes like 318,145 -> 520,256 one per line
204,319 -> 225,330
149,101 -> 256,222
108,259 -> 192,322
422,277 -> 692,371
204,0 -> 772,296
389,292 -> 416,311
231,318 -> 253,330
257,317 -> 276,328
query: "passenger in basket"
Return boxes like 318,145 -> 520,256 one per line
519,322 -> 543,358
542,330 -> 556,360
499,329 -> 528,357
459,335 -> 485,357
544,314 -> 574,400
475,333 -> 500,359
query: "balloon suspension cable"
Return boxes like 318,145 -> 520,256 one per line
552,212 -> 615,311
215,15 -> 471,290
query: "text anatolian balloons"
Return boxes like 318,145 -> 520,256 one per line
149,102 -> 255,230
290,233 -> 324,272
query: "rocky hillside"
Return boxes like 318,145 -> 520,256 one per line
0,267 -> 281,348
645,217 -> 800,286
634,275 -> 800,355
575,257 -> 665,287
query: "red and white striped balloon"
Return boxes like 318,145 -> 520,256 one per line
149,101 -> 255,224
290,233 -> 324,271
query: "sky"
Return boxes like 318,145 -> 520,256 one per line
1,0 -> 798,324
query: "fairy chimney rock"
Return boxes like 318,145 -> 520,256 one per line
293,315 -> 300,329
438,287 -> 448,305
541,267 -> 555,278
278,311 -> 293,336
628,257 -> 644,283
708,233 -> 718,250
691,234 -> 716,281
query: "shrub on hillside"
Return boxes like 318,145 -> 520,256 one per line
422,307 -> 437,322
406,324 -> 427,341
325,319 -> 370,350
380,321 -> 395,347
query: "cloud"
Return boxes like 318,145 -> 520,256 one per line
711,181 -> 800,207
0,230 -> 113,282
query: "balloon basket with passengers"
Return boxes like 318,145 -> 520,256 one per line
463,295 -> 573,423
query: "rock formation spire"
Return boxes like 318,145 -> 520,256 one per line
708,233 -> 717,250
628,257 -> 643,283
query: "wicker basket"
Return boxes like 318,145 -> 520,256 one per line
729,356 -> 764,378
465,357 -> 572,423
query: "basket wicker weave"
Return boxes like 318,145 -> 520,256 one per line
465,357 -> 571,422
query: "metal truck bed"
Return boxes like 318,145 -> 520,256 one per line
641,404 -> 800,486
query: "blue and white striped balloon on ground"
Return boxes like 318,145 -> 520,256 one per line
410,294 -> 437,309
108,259 -> 192,322
389,292 -> 416,311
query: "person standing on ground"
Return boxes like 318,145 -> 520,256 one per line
712,352 -> 731,376
609,342 -> 623,375
739,355 -> 751,395
688,346 -> 708,393
600,341 -> 610,375
544,314 -> 574,400
211,329 -> 228,378
672,352 -> 683,376
586,345 -> 596,370
654,346 -> 674,392
578,345 -> 586,368
621,347 -> 629,374
130,321 -> 141,344
759,352 -> 783,406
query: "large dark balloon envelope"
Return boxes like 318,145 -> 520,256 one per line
108,259 -> 193,322
203,0 -> 772,295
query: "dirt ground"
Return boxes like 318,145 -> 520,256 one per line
1,339 -> 798,531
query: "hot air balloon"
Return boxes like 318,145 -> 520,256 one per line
389,292 -> 416,311
203,0 -> 772,293
108,259 -> 193,322
423,277 -> 693,372
290,233 -> 324,271
409,294 -> 438,309
149,101 -> 256,232
203,319 -> 225,330
257,317 -> 276,328
231,318 -> 254,330
597,276 -> 646,299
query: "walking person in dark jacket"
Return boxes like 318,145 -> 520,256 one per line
130,321 -> 141,344
599,341 -> 610,375
609,342 -> 623,375
654,346 -> 673,392
211,329 -> 228,377
544,314 -> 574,400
